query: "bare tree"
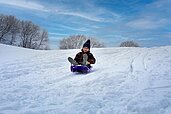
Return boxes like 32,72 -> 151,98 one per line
120,40 -> 139,47
36,29 -> 49,50
59,35 -> 104,49
9,18 -> 20,45
0,15 -> 16,42
19,21 -> 40,48
90,38 -> 105,48
0,14 -> 50,50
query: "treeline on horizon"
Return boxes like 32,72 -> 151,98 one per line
0,14 -> 139,50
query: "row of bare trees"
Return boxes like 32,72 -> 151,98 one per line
120,40 -> 139,47
59,35 -> 104,49
59,35 -> 140,49
0,14 -> 49,50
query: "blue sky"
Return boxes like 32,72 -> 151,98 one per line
0,0 -> 171,49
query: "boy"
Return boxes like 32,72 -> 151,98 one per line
68,39 -> 96,68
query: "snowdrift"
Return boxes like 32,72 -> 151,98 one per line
0,44 -> 171,114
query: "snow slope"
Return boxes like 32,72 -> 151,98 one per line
0,44 -> 171,114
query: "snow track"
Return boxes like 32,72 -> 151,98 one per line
0,44 -> 171,114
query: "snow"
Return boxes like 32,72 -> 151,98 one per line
0,44 -> 41,64
0,43 -> 171,114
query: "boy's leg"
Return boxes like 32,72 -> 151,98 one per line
68,57 -> 79,65
82,54 -> 88,65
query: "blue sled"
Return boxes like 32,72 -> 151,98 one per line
70,65 -> 91,73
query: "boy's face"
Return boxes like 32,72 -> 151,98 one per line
83,47 -> 89,52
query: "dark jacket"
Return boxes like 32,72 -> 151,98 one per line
74,50 -> 96,65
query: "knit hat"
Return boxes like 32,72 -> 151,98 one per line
83,39 -> 90,49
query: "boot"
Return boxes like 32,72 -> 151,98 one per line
68,57 -> 79,65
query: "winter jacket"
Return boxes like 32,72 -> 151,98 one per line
74,50 -> 96,65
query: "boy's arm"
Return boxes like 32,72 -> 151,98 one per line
88,53 -> 96,64
74,52 -> 81,64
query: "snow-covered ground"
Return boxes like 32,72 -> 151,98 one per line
0,44 -> 171,114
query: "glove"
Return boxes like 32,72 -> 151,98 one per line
86,61 -> 90,65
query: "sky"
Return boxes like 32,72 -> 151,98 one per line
0,0 -> 171,49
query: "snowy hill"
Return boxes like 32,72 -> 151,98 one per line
0,44 -> 171,114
